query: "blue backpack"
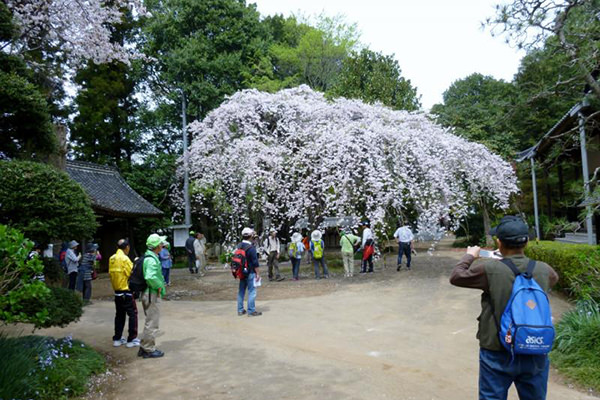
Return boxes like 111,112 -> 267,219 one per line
498,259 -> 555,355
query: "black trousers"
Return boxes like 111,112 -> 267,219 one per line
113,293 -> 138,342
188,254 -> 196,272
361,256 -> 374,272
68,272 -> 78,290
82,280 -> 92,301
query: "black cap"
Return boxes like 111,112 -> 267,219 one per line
489,216 -> 529,244
85,243 -> 99,253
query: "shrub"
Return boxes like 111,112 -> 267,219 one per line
551,300 -> 600,392
42,257 -> 64,285
0,161 -> 97,243
525,241 -> 600,301
0,225 -> 83,329
0,335 -> 105,400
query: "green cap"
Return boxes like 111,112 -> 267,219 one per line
146,233 -> 167,249
190,230 -> 195,236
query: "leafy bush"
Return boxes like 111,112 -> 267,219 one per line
0,225 -> 83,329
525,241 -> 600,301
0,161 -> 97,243
42,257 -> 64,285
0,335 -> 105,400
551,300 -> 600,392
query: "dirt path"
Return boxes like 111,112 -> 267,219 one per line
31,250 -> 597,400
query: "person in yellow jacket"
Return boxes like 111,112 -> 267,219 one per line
108,239 -> 139,348
138,233 -> 167,359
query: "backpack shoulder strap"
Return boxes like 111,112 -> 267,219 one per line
525,259 -> 536,278
500,258 -> 521,277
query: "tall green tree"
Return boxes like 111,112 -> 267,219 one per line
431,73 -> 518,158
329,48 -> 421,111
0,2 -> 55,160
142,0 -> 269,127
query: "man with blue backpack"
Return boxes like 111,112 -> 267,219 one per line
450,215 -> 559,400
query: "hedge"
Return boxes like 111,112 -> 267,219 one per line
525,241 -> 600,302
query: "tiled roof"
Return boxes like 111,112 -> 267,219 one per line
66,161 -> 163,217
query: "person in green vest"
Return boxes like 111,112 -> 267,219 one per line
339,228 -> 360,277
139,233 -> 167,359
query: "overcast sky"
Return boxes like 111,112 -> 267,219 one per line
251,0 -> 524,110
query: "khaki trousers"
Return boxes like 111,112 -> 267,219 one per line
141,291 -> 160,352
195,254 -> 207,271
342,252 -> 355,277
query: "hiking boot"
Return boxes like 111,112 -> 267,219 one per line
397,265 -> 401,271
113,338 -> 126,347
195,267 -> 199,274
238,310 -> 247,316
137,348 -> 144,357
142,349 -> 164,359
276,276 -> 285,281
248,311 -> 262,317
126,338 -> 140,348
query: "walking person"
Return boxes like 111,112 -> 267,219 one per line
264,229 -> 284,281
65,240 -> 81,290
194,232 -> 207,275
360,221 -> 375,273
108,239 -> 139,348
393,222 -> 414,271
237,227 -> 262,316
310,230 -> 329,279
339,229 -> 360,277
159,241 -> 172,286
77,243 -> 97,304
289,232 -> 304,281
450,215 -> 559,400
302,232 -> 312,265
185,230 -> 196,274
139,233 -> 167,359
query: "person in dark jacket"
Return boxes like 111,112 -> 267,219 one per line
237,227 -> 262,317
185,231 -> 196,274
77,243 -> 98,304
450,216 -> 559,400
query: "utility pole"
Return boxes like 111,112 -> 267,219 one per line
182,91 -> 191,226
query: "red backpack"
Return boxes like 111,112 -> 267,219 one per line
230,243 -> 251,280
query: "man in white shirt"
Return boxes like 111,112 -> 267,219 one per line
263,229 -> 284,281
393,223 -> 414,270
194,232 -> 207,275
360,221 -> 375,273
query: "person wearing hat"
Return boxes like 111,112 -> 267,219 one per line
339,228 -> 360,278
393,221 -> 414,271
289,232 -> 305,281
139,233 -> 167,359
310,230 -> 329,279
77,242 -> 98,304
65,240 -> 81,290
194,232 -> 207,276
449,215 -> 559,399
159,240 -> 173,286
237,227 -> 262,316
263,228 -> 284,281
185,230 -> 197,274
109,238 -> 140,348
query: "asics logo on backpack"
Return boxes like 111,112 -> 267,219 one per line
526,336 -> 545,345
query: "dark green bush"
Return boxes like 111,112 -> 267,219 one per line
0,161 -> 97,243
43,287 -> 83,328
42,257 -> 64,284
525,241 -> 600,301
551,300 -> 600,392
0,335 -> 105,400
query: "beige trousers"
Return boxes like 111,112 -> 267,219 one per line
141,291 -> 160,352
342,252 -> 355,277
195,254 -> 207,271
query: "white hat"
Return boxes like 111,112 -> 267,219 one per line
291,232 -> 302,242
311,230 -> 322,241
242,227 -> 254,236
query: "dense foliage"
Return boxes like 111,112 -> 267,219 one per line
181,86 -> 518,241
0,335 -> 105,400
552,300 -> 600,392
0,161 -> 97,243
525,241 -> 600,302
0,225 -> 84,329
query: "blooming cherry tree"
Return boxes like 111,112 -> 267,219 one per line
180,86 -> 518,240
5,0 -> 145,65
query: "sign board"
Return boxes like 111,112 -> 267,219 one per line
170,224 -> 191,248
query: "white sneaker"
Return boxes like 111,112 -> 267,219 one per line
113,338 -> 126,347
126,338 -> 141,348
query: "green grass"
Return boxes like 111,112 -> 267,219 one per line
0,334 -> 105,400
551,300 -> 600,392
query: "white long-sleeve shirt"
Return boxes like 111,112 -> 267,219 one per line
362,228 -> 374,247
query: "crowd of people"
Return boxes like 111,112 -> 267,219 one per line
48,214 -> 560,399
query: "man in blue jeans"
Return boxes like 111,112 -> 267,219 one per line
449,216 -> 559,400
237,227 -> 262,317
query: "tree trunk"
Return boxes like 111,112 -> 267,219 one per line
482,199 -> 493,247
